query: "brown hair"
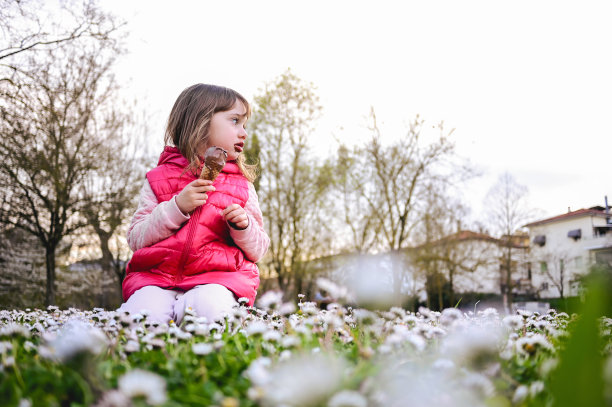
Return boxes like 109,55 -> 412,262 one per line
164,84 -> 257,182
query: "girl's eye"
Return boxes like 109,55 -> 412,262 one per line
231,118 -> 239,124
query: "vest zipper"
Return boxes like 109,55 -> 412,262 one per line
175,206 -> 202,284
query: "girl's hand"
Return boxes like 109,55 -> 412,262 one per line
223,204 -> 249,230
176,179 -> 215,214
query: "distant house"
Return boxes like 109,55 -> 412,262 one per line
304,229 -> 531,309
411,230 -> 530,297
525,205 -> 612,298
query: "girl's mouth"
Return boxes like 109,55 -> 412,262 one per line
234,142 -> 244,153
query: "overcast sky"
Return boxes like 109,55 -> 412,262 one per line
105,0 -> 611,222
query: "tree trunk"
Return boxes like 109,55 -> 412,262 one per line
45,245 -> 57,306
437,272 -> 443,311
449,268 -> 455,307
99,234 -> 113,270
116,269 -> 124,305
98,233 -> 124,305
391,251 -> 401,304
506,246 -> 513,307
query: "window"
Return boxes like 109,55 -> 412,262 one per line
540,261 -> 548,273
533,235 -> 546,246
527,262 -> 532,280
574,256 -> 582,268
567,229 -> 581,240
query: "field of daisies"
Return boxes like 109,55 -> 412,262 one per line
1,275 -> 612,407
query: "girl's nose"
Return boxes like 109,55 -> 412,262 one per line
239,127 -> 247,139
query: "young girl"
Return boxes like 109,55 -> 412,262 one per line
119,84 -> 269,324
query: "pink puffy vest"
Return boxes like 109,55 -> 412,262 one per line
122,147 -> 260,305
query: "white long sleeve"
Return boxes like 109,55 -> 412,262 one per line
228,183 -> 270,263
126,181 -> 190,252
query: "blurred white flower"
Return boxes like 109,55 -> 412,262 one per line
328,390 -> 367,407
3,356 -> 15,367
192,342 -> 213,355
516,309 -> 532,319
277,302 -> 297,316
529,380 -> 545,397
123,340 -> 139,353
263,330 -> 282,343
440,308 -> 464,326
344,266 -> 400,310
0,323 -> 30,338
442,325 -> 503,371
462,372 -> 495,399
118,369 -> 167,405
244,357 -> 271,387
41,320 -> 107,362
260,353 -> 345,407
352,309 -> 376,326
515,334 -> 554,357
94,390 -> 130,407
480,308 -> 499,319
299,302 -> 319,316
281,335 -> 300,348
316,278 -> 350,301
432,358 -> 455,372
502,315 -> 523,330
0,341 -> 13,353
246,321 -> 267,336
257,291 -> 284,311
512,385 -> 529,404
539,357 -> 559,376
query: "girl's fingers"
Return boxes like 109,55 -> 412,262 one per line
191,179 -> 213,186
192,185 -> 215,193
222,204 -> 241,216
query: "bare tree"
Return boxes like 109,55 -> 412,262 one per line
332,144 -> 382,254
0,0 -> 122,64
249,69 -> 335,298
411,183 -> 492,310
80,105 -> 154,305
537,251 -> 571,299
0,1 -> 124,305
484,172 -> 532,311
342,109 -> 462,302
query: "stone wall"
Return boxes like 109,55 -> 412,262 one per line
0,229 -> 122,309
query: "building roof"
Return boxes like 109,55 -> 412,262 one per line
524,207 -> 609,227
443,230 -> 499,243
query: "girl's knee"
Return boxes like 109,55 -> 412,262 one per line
181,284 -> 237,322
118,286 -> 177,323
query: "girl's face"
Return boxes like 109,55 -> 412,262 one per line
204,101 -> 248,161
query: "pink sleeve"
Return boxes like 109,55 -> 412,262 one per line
127,180 -> 190,252
229,183 -> 270,263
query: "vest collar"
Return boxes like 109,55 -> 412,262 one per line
157,146 -> 241,175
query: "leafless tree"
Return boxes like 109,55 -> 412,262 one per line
484,172 -> 532,310
79,104 -> 154,305
249,69 -> 335,298
411,184 -> 492,310
340,109 -> 465,302
537,251 -> 572,299
0,0 -> 122,64
0,1 -> 125,305
332,144 -> 382,254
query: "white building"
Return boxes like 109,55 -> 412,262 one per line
421,230 -> 531,297
525,205 -> 612,298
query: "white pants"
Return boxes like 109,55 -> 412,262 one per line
118,284 -> 237,324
